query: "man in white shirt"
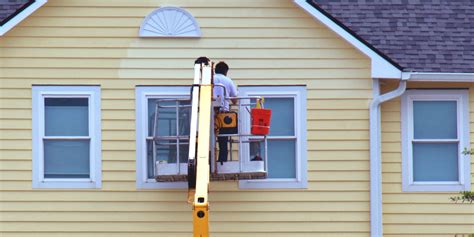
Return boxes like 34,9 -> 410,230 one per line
213,62 -> 238,111
213,62 -> 238,163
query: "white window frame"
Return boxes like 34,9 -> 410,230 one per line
238,86 -> 307,189
136,86 -> 190,189
401,89 -> 471,192
32,86 -> 101,189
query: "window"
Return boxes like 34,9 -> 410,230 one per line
136,86 -> 190,189
401,90 -> 471,192
239,86 -> 307,189
32,86 -> 101,189
136,86 -> 307,189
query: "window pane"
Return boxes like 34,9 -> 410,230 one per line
413,143 -> 459,182
250,140 -> 266,161
414,101 -> 457,139
45,98 -> 89,136
178,101 -> 191,136
179,143 -> 189,163
263,98 -> 295,136
146,140 -> 189,178
267,140 -> 296,178
148,99 -> 191,137
44,140 -> 90,178
148,99 -> 176,137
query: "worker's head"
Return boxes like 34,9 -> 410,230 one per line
194,56 -> 210,65
215,61 -> 229,76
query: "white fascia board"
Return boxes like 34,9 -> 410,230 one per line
0,0 -> 48,36
402,72 -> 474,82
294,0 -> 401,79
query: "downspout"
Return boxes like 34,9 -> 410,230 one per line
370,78 -> 407,237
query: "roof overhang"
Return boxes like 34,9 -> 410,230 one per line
0,0 -> 47,36
294,0 -> 402,79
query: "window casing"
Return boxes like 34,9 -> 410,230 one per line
32,86 -> 101,189
136,86 -> 307,189
401,90 -> 471,192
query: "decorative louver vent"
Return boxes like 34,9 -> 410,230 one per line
139,7 -> 201,38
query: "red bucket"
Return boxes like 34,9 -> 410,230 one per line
251,108 -> 272,135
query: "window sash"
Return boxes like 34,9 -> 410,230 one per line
409,98 -> 461,184
42,137 -> 92,180
41,96 -> 93,181
411,141 -> 459,182
146,96 -> 190,181
412,100 -> 458,139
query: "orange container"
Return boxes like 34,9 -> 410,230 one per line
251,108 -> 272,135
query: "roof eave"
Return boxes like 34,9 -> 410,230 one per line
0,0 -> 48,36
402,72 -> 474,82
294,0 -> 402,79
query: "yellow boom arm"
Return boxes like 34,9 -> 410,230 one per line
188,63 -> 213,236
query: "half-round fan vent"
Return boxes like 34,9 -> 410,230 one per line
139,7 -> 201,38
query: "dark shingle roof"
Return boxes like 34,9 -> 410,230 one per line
312,0 -> 474,73
0,0 -> 32,25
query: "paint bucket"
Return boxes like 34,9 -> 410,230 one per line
251,108 -> 272,135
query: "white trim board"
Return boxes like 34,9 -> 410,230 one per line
0,0 -> 48,36
294,0 -> 402,79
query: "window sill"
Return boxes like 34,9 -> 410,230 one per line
403,182 -> 470,192
239,178 -> 307,189
136,180 -> 188,190
33,180 -> 101,189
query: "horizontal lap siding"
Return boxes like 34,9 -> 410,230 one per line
0,0 -> 372,236
381,81 -> 474,236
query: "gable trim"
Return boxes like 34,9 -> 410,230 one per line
294,0 -> 402,79
0,0 -> 47,36
0,0 -> 34,26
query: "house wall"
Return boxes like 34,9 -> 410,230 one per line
381,81 -> 474,237
0,0 -> 373,236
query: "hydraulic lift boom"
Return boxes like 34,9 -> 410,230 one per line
180,60 -> 269,236
187,62 -> 213,237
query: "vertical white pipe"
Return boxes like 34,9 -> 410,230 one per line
370,78 -> 407,237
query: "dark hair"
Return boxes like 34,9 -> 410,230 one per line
194,56 -> 210,65
215,61 -> 229,75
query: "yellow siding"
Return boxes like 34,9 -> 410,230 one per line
0,0 -> 372,236
381,81 -> 474,236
